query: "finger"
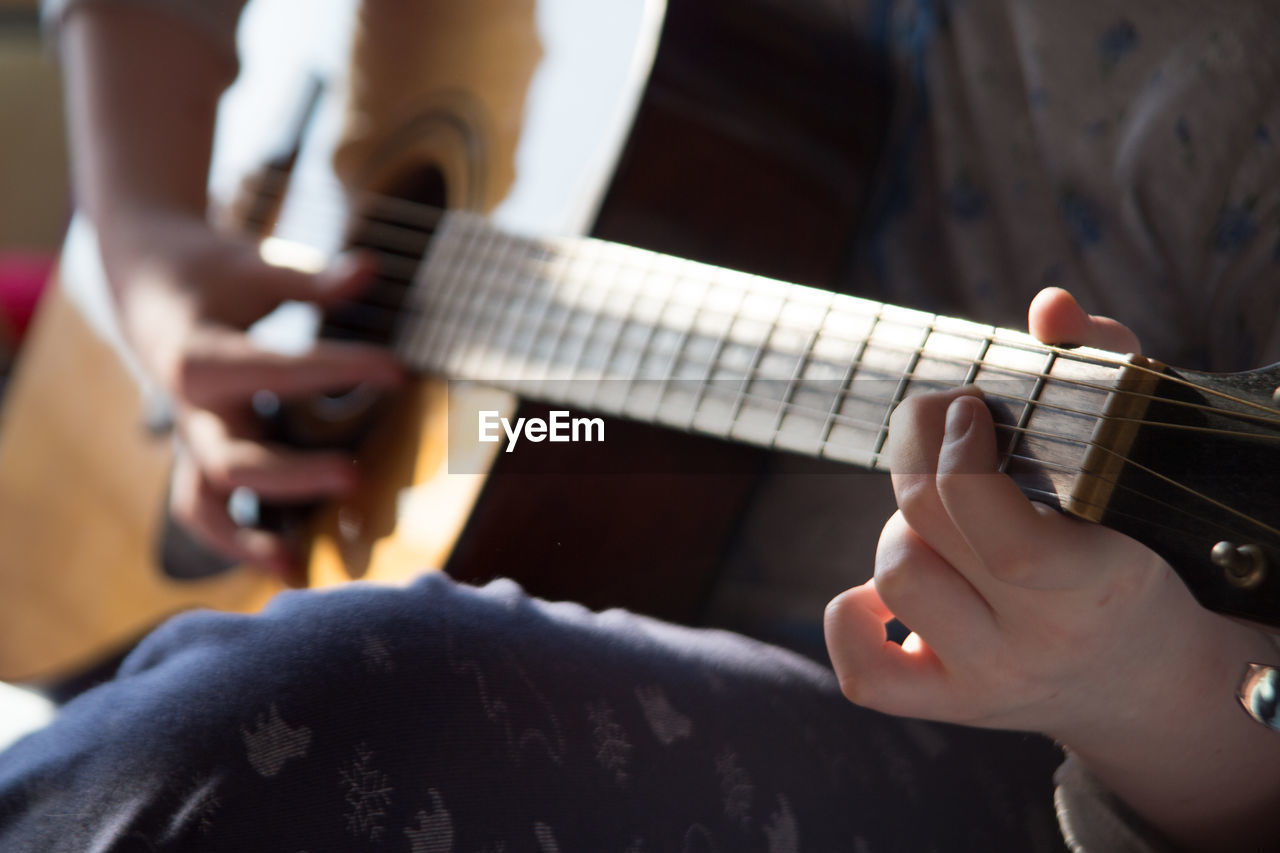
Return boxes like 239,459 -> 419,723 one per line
254,249 -> 380,307
887,387 -> 986,577
169,453 -> 297,577
935,394 -> 1070,589
182,409 -> 360,499
824,581 -> 960,720
175,326 -> 403,408
214,248 -> 380,325
872,511 -> 998,661
1028,287 -> 1141,353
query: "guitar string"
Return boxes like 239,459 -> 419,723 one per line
314,268 -> 1280,499
400,261 -> 1280,540
253,171 -> 1280,431
249,168 -> 1280,424
242,176 -> 1280,535
535,368 -> 1280,538
1006,453 -> 1266,545
313,247 -> 1280,443
294,207 -> 1280,434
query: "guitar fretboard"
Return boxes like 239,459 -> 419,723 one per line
396,213 -> 1124,506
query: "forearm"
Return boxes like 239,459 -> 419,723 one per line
1056,616 -> 1280,851
59,4 -> 232,277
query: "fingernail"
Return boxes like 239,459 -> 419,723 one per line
944,396 -> 974,444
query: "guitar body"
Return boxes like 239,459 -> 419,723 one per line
0,0 -> 889,682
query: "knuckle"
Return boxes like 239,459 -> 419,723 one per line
893,474 -> 936,520
887,394 -> 927,446
872,516 -> 928,602
873,552 -> 920,609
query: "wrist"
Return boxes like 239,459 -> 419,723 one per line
1056,620 -> 1280,850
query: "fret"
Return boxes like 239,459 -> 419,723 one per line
437,217 -> 503,374
733,285 -> 834,447
826,305 -> 929,469
623,261 -> 704,423
552,247 -> 624,408
402,214 -> 477,372
516,240 -> 601,398
453,225 -> 532,379
963,335 -> 993,385
467,237 -> 551,381
694,281 -> 783,437
522,240 -> 608,400
493,238 -> 574,383
1002,349 -> 1056,474
657,270 -> 747,433
874,321 -> 930,457
767,298 -> 875,458
398,216 -> 1124,522
496,236 -> 580,387
616,266 -> 692,421
963,332 -> 1053,467
908,315 -> 995,392
1008,352 -> 1119,509
572,254 -> 650,409
571,241 -> 662,400
812,302 -> 882,466
453,231 -> 529,380
417,215 -> 491,374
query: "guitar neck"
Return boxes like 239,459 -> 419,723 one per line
391,213 -> 1127,506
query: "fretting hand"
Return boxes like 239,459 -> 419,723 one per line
825,288 -> 1280,849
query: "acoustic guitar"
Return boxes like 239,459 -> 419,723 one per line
1,0 -> 1277,685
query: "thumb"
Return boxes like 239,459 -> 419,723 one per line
935,394 -> 1066,589
936,393 -> 1000,477
1028,287 -> 1140,354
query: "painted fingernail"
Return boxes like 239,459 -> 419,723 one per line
945,396 -> 974,443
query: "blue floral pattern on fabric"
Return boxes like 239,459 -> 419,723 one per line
1099,19 -> 1139,72
1058,188 -> 1104,248
1212,203 -> 1259,253
944,172 -> 989,221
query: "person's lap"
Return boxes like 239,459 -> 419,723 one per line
0,572 -> 1065,851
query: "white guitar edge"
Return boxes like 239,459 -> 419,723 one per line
490,0 -> 668,237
